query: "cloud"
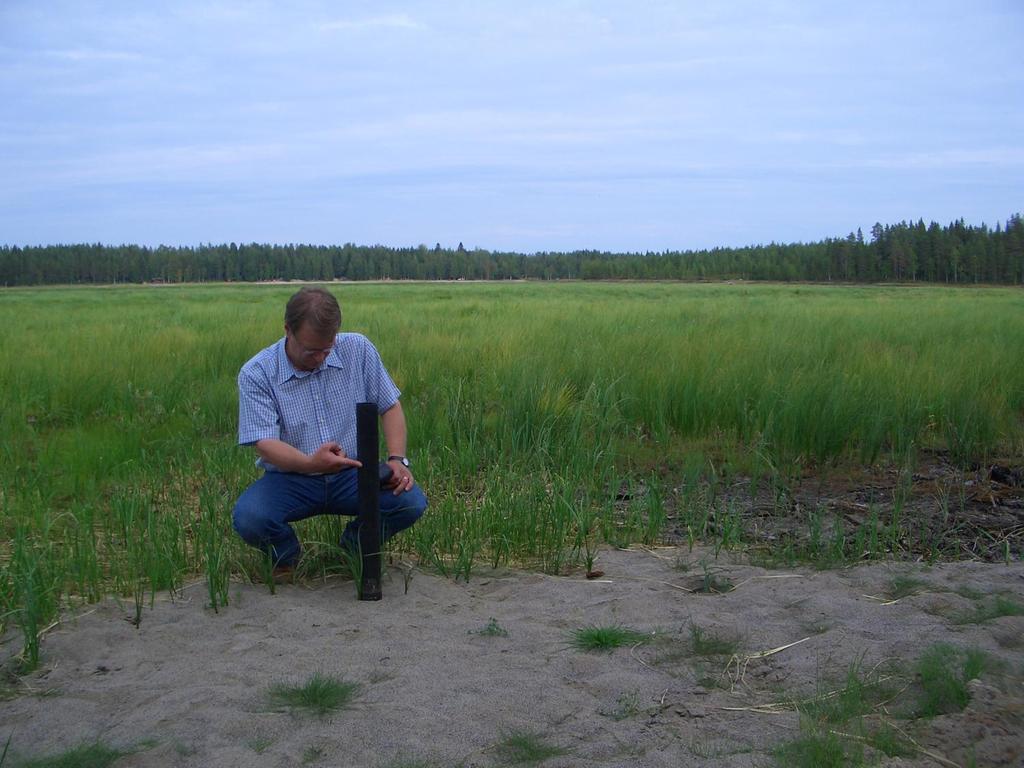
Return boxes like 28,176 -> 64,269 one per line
314,108 -> 683,149
869,147 -> 1024,170
318,14 -> 424,33
42,48 -> 145,62
768,129 -> 869,147
5,141 -> 291,190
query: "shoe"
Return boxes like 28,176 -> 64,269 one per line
272,564 -> 295,583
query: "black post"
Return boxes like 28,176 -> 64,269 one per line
356,402 -> 382,601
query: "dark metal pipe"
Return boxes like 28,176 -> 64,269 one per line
356,402 -> 382,601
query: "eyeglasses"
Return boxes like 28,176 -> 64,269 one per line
288,332 -> 335,358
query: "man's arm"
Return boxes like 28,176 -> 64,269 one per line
255,438 -> 361,474
380,401 -> 415,493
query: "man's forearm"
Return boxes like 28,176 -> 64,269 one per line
380,402 -> 407,458
254,438 -> 314,473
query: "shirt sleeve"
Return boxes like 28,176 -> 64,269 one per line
359,337 -> 401,413
238,366 -> 281,446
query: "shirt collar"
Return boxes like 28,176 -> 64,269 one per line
274,336 -> 343,384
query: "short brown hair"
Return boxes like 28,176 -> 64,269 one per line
285,287 -> 341,335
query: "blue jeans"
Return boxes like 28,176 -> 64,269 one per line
232,469 -> 427,567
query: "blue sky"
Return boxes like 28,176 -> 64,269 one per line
1,1 -> 1021,252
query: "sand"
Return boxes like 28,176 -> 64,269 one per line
2,547 -> 1022,767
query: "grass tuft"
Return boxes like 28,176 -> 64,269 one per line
493,730 -> 568,765
914,643 -> 988,716
693,562 -> 734,594
470,617 -> 509,637
600,689 -> 642,721
301,745 -> 326,764
247,736 -> 273,754
775,659 -> 915,766
380,759 -> 439,768
689,625 -> 740,657
865,724 -> 916,758
16,742 -> 130,768
886,575 -> 927,600
570,625 -> 649,652
266,672 -> 361,717
952,595 -> 1024,625
800,661 -> 894,725
773,729 -> 858,768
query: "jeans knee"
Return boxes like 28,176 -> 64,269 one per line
232,497 -> 263,544
405,485 -> 428,520
380,485 -> 427,536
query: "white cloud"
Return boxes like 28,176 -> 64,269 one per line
318,14 -> 424,33
9,141 -> 291,188
870,147 -> 1024,170
769,130 -> 869,147
42,48 -> 144,62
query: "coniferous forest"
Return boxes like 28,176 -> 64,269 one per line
1,214 -> 1021,286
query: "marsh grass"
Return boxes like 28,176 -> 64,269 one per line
914,643 -> 988,716
1,283 -> 1022,663
886,575 -> 928,600
953,585 -> 984,601
339,544 -> 365,599
753,504 -> 950,571
865,724 -> 916,758
774,660 -> 915,766
301,745 -> 325,764
266,673 -> 361,717
773,729 -> 855,768
685,737 -> 754,759
10,527 -> 56,671
470,617 -> 509,638
493,731 -> 569,766
600,689 -> 642,721
951,595 -> 1024,625
798,661 -> 900,725
693,563 -> 735,594
198,483 -> 231,612
13,741 -> 130,768
570,625 -> 650,652
689,625 -> 741,657
380,758 -> 446,768
247,736 -> 273,754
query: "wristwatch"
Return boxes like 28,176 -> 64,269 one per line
388,455 -> 410,468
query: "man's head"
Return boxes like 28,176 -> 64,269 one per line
284,287 -> 341,371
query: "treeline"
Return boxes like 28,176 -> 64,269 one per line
2,214 -> 1021,286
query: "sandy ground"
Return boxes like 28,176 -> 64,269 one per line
2,547 -> 1023,768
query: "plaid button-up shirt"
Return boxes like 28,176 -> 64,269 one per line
237,333 -> 401,472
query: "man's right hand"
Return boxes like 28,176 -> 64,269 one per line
254,438 -> 362,474
309,442 -> 362,474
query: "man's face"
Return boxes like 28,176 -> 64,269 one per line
285,323 -> 337,371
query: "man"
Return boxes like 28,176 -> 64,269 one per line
232,286 -> 427,572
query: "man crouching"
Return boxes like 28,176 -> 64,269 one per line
232,286 -> 426,574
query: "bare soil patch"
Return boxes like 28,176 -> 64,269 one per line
2,546 -> 1022,767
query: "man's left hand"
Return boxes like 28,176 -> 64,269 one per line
386,459 -> 414,495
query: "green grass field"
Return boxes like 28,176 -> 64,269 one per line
2,281 -> 1022,667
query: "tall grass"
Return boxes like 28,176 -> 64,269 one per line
1,282 -> 1021,665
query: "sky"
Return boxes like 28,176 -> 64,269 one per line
1,1 -> 1022,253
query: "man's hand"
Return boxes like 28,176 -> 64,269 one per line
380,402 -> 413,495
385,458 -> 414,495
310,442 -> 362,474
255,438 -> 361,474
